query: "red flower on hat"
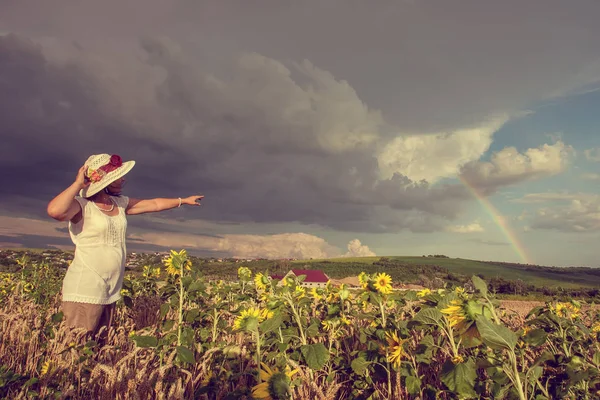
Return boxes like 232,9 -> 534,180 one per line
99,154 -> 123,173
109,154 -> 122,167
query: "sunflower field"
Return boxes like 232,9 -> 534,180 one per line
1,249 -> 599,399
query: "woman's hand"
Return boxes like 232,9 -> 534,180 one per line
75,165 -> 91,190
182,195 -> 204,206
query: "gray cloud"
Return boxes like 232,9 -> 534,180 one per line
0,33 -> 471,234
2,0 -> 600,239
3,0 -> 599,132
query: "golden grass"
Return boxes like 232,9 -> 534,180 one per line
0,294 -> 203,398
0,290 -> 345,399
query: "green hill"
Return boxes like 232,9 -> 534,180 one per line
293,256 -> 600,289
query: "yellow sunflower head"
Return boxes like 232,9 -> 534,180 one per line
381,330 -> 406,368
440,299 -> 468,329
254,273 -> 269,291
252,362 -> 299,400
233,307 -> 270,332
373,272 -> 393,295
358,272 -> 370,289
238,266 -> 252,281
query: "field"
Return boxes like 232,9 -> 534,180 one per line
1,249 -> 600,399
295,256 -> 600,290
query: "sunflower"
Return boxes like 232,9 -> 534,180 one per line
440,300 -> 468,329
163,250 -> 191,276
416,288 -> 431,298
233,307 -> 261,331
321,319 -> 338,331
326,292 -> 340,304
309,287 -> 321,299
294,286 -> 306,299
592,322 -> 600,334
373,273 -> 393,295
233,307 -> 272,331
381,330 -> 406,368
142,265 -> 152,278
358,272 -> 370,289
260,308 -> 274,320
252,362 -> 299,400
254,273 -> 268,291
165,261 -> 179,276
454,287 -> 466,295
238,266 -> 252,281
551,302 -> 580,320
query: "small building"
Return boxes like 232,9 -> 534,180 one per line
278,269 -> 330,288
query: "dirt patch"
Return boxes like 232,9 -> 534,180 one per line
500,300 -> 600,318
499,300 -> 545,318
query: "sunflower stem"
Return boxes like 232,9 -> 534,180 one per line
379,299 -> 392,397
254,328 -> 262,372
177,262 -> 184,347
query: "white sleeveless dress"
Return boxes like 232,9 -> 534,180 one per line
62,195 -> 129,305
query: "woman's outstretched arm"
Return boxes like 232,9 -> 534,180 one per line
47,165 -> 88,222
126,195 -> 204,215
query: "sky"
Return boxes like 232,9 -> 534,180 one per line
1,0 -> 600,267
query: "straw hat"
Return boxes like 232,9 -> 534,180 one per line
80,154 -> 135,198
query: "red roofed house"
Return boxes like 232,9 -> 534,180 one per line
277,269 -> 330,288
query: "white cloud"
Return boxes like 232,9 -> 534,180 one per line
214,233 -> 340,259
342,239 -> 376,257
128,230 -> 378,259
446,222 -> 484,233
584,148 -> 600,162
377,117 -> 508,182
460,141 -> 574,193
530,195 -> 600,233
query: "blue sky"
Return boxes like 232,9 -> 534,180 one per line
1,0 -> 600,267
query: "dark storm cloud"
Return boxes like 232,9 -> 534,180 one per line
5,0 -> 599,132
1,0 -> 599,236
0,33 -> 471,234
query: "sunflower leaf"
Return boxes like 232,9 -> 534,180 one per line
476,316 -> 517,351
472,276 -> 488,297
351,356 -> 370,376
440,359 -> 477,398
413,308 -> 443,326
301,343 -> 330,370
131,335 -> 158,348
176,346 -> 196,364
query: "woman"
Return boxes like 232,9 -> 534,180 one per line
47,153 -> 203,337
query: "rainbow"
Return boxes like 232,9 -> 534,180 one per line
459,176 -> 531,265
